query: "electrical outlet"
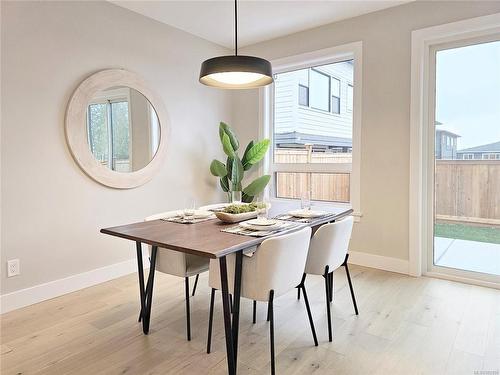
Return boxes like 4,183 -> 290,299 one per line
7,259 -> 20,277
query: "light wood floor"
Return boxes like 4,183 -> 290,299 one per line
1,265 -> 499,374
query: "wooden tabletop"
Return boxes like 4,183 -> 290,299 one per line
101,206 -> 353,259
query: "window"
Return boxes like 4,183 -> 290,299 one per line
347,84 -> 353,112
482,153 -> 500,160
298,85 -> 309,106
310,69 -> 330,111
297,69 -> 309,106
462,153 -> 474,160
331,78 -> 340,114
271,56 -> 357,205
87,93 -> 131,172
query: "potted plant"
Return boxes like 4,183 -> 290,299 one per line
210,122 -> 270,203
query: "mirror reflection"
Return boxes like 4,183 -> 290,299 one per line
86,86 -> 160,172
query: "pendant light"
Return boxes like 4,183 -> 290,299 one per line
199,0 -> 273,89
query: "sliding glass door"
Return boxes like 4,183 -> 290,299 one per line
430,37 -> 500,282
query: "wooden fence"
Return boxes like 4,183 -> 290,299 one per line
273,150 -> 500,222
435,160 -> 500,225
274,148 -> 351,202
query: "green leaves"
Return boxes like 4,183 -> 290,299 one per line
220,176 -> 229,192
242,139 -> 270,168
210,122 -> 270,201
221,132 -> 235,157
210,160 -> 227,177
241,141 -> 254,170
219,122 -> 239,151
231,156 -> 244,190
243,175 -> 271,197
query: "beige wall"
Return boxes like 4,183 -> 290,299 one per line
0,1 -> 232,294
232,1 -> 500,261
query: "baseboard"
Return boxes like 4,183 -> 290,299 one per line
1,252 -> 149,314
1,249 -> 406,314
348,251 -> 409,275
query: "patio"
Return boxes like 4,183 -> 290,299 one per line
434,236 -> 500,276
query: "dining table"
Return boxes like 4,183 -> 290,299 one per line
100,202 -> 353,375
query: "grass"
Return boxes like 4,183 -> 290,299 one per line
434,222 -> 500,244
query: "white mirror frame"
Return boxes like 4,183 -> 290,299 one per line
65,69 -> 168,189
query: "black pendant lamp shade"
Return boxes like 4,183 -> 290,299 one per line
199,55 -> 273,89
199,0 -> 273,89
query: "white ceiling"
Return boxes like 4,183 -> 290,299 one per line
110,1 -> 410,49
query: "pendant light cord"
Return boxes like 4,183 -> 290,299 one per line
234,0 -> 238,55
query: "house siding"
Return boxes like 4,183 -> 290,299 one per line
274,61 -> 353,143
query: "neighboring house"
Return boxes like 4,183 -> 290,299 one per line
435,121 -> 460,159
274,61 -> 353,152
457,141 -> 500,160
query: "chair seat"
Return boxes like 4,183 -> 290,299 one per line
185,254 -> 210,277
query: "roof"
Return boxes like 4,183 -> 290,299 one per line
457,141 -> 500,153
275,132 -> 352,148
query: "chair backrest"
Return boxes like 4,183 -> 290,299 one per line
248,226 -> 312,300
304,216 -> 354,276
144,210 -> 187,277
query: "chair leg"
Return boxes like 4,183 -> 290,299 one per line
185,277 -> 191,341
192,274 -> 199,297
229,294 -> 233,314
207,288 -> 215,353
267,302 -> 271,322
296,273 -> 306,300
253,300 -> 257,324
268,290 -> 275,375
343,255 -> 359,315
329,272 -> 334,302
300,284 -> 318,346
324,266 -> 332,342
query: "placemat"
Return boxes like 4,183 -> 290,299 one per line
221,220 -> 303,237
273,213 -> 336,223
161,214 -> 216,224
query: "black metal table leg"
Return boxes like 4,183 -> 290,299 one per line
219,256 -> 236,375
207,288 -> 216,354
192,273 -> 199,297
232,251 -> 243,369
135,242 -> 146,323
142,246 -> 158,335
185,277 -> 191,341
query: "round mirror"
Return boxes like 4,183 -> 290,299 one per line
86,86 -> 160,173
66,70 -> 168,189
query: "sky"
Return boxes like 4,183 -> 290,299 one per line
435,40 -> 500,150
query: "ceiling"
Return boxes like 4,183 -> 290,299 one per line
110,1 -> 410,49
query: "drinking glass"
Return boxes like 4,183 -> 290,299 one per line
300,191 -> 311,211
231,190 -> 242,204
257,198 -> 269,220
184,199 -> 196,217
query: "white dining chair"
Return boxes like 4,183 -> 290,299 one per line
299,215 -> 357,342
144,210 -> 210,341
206,227 -> 318,375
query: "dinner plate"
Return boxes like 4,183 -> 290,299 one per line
288,209 -> 328,218
246,218 -> 278,226
240,221 -> 283,231
192,210 -> 213,219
